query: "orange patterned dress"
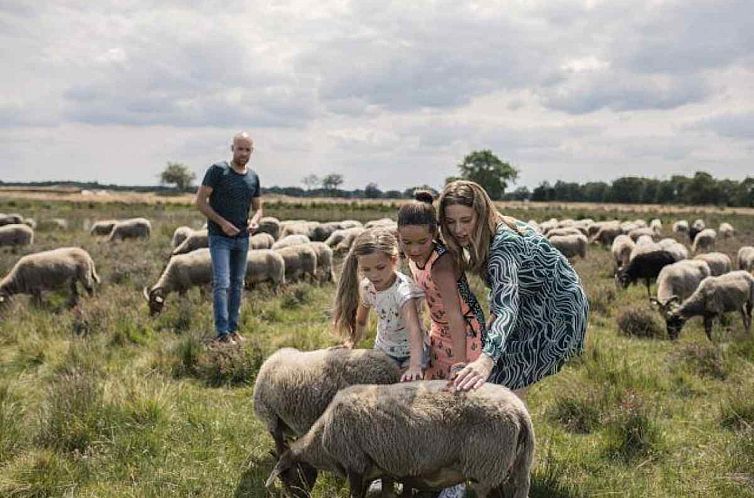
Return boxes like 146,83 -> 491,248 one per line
409,242 -> 486,379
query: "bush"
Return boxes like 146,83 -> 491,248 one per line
604,391 -> 665,462
721,388 -> 754,431
616,305 -> 665,339
547,385 -> 602,434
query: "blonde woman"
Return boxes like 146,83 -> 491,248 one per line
439,180 -> 588,397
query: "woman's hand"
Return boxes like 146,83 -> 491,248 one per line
401,365 -> 424,382
451,354 -> 494,391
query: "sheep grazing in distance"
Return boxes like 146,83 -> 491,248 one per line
611,235 -> 635,270
364,217 -> 396,229
250,232 -> 275,250
693,252 -> 732,276
334,228 -> 368,255
307,242 -> 335,282
650,259 -> 711,319
628,227 -> 656,242
650,218 -> 663,235
172,229 -> 208,256
245,249 -> 285,290
738,246 -> 754,273
691,228 -> 716,254
0,247 -> 100,307
672,220 -> 689,236
143,248 -> 213,315
267,381 -> 534,498
48,218 -> 69,230
272,234 -> 311,250
657,238 -> 688,262
311,222 -> 343,242
108,217 -> 151,242
615,245 -> 677,296
689,219 -> 706,243
665,271 -> 754,341
258,216 -> 281,240
90,219 -> 118,236
0,213 -> 24,226
280,221 -> 319,239
718,222 -> 735,239
324,227 -> 364,249
23,218 -> 37,230
545,227 -> 583,239
548,234 -> 587,260
171,225 -> 193,248
0,224 -> 34,249
274,245 -> 317,283
590,221 -> 622,246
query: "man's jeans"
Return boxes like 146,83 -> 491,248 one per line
209,234 -> 249,336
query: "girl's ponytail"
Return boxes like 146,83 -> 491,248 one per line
333,246 -> 362,344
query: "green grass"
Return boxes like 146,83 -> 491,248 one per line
1,198 -> 754,497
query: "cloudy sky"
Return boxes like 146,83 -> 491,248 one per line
1,0 -> 752,191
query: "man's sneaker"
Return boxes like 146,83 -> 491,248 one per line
229,332 -> 246,343
213,334 -> 237,346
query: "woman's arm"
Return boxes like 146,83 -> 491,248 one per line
431,253 -> 468,365
399,298 -> 425,382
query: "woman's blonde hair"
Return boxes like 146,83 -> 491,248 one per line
438,180 -> 521,275
333,227 -> 399,344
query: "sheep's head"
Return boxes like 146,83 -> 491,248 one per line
143,287 -> 166,315
650,295 -> 681,322
614,268 -> 631,289
665,311 -> 686,340
266,450 -> 318,498
0,291 -> 9,307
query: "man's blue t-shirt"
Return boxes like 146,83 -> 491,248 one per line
201,161 -> 261,238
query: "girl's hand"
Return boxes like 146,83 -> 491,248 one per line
401,365 -> 424,382
452,354 -> 494,391
342,340 -> 354,349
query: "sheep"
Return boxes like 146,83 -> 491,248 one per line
172,229 -> 208,256
266,380 -> 534,498
611,235 -> 635,270
633,219 -> 648,228
628,227 -> 657,242
526,220 -> 541,233
738,246 -> 754,273
325,227 -> 364,248
307,242 -> 335,282
589,222 -> 622,246
245,249 -> 286,289
23,218 -> 37,230
719,222 -> 735,239
108,217 -> 151,241
0,247 -> 100,307
311,222 -> 343,242
615,245 -> 677,296
274,245 -> 317,283
539,219 -> 558,235
90,219 -> 118,236
658,238 -> 688,262
691,228 -> 716,254
48,218 -> 69,230
0,224 -> 34,249
672,220 -> 689,236
650,218 -> 663,235
665,271 -> 754,341
689,219 -> 706,243
334,228 -> 367,255
281,221 -> 319,239
0,213 -> 24,226
545,227 -> 583,239
272,234 -> 311,250
620,222 -> 639,235
143,248 -> 213,315
650,259 -> 711,319
548,234 -> 587,260
364,217 -> 396,229
171,225 -> 193,248
258,216 -> 282,240
250,232 -> 275,250
339,220 -> 363,230
693,252 -> 732,276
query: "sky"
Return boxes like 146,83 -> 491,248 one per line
1,0 -> 753,191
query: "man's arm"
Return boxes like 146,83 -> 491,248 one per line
248,196 -> 263,233
195,185 -> 240,236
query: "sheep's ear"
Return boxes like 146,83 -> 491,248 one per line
668,295 -> 680,305
265,460 -> 289,490
155,295 -> 164,304
649,297 -> 660,309
142,287 -> 150,301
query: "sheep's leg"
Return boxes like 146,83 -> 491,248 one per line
347,471 -> 368,498
31,290 -> 43,307
644,279 -> 652,297
270,426 -> 289,457
704,315 -> 714,342
68,280 -> 80,308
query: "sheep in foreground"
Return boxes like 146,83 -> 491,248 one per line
172,229 -> 208,256
90,219 -> 118,236
274,245 -> 317,283
689,219 -> 706,243
738,246 -> 754,273
272,234 -> 311,250
108,217 -> 151,241
258,216 -> 282,240
691,228 -> 716,254
650,259 -> 711,319
143,248 -> 212,315
266,381 -> 534,498
665,271 -> 754,341
171,225 -> 193,248
611,235 -> 635,270
693,252 -> 732,276
719,222 -> 735,239
245,249 -> 285,289
0,247 -> 100,307
615,245 -> 677,296
0,224 -> 34,249
250,232 -> 275,250
548,234 -> 587,260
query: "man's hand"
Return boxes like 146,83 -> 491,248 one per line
221,220 -> 240,237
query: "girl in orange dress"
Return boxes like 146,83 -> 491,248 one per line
397,191 -> 486,380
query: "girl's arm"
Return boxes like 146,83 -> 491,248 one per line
345,303 -> 370,348
399,298 -> 424,382
431,252 -> 468,365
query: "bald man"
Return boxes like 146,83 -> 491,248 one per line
195,132 -> 263,345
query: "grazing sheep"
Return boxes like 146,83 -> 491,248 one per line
267,381 -> 534,498
620,222 -> 639,235
693,252 -> 732,276
650,259 -> 711,319
258,216 -> 282,240
691,228 -> 716,254
650,218 -> 663,235
658,238 -> 688,262
272,234 -> 311,250
172,229 -> 208,256
307,242 -> 335,282
325,227 -> 364,248
665,271 -> 754,341
281,221 -> 319,239
364,218 -> 396,229
23,218 -> 37,230
548,234 -> 587,260
245,249 -> 285,289
0,224 -> 34,249
689,219 -> 706,243
339,220 -> 363,230
719,222 -> 735,239
590,222 -> 622,246
526,220 -> 541,233
545,227 -> 583,239
334,228 -> 367,255
90,219 -> 118,236
633,219 -> 648,228
615,245 -> 677,296
250,232 -> 275,250
311,222 -> 343,242
0,247 -> 100,306
539,219 -> 558,235
628,227 -> 657,242
274,245 -> 317,283
0,213 -> 24,226
108,217 -> 151,242
143,248 -> 212,315
611,235 -> 635,270
672,220 -> 689,236
48,218 -> 69,230
738,246 -> 754,273
171,225 -> 193,248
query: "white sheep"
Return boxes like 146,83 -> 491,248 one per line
334,228 -> 368,255
0,213 -> 24,226
719,222 -> 735,239
271,234 -> 311,250
650,218 -> 663,235
665,271 -> 754,341
690,219 -> 706,243
258,216 -> 282,240
172,229 -> 208,256
250,232 -> 275,250
545,227 -> 583,239
657,238 -> 688,262
108,217 -> 151,242
693,252 -> 732,276
267,380 -> 534,498
691,228 -> 716,254
672,220 -> 689,235
628,227 -> 657,242
325,227 -> 364,248
245,249 -> 286,289
650,259 -> 711,319
611,234 -> 635,269
143,248 -> 213,315
589,221 -> 622,246
0,224 -> 34,249
280,221 -> 319,239
364,217 -> 396,229
90,219 -> 118,236
307,242 -> 335,282
737,246 -> 754,273
274,245 -> 317,283
171,226 -> 194,248
0,247 -> 100,307
548,234 -> 587,260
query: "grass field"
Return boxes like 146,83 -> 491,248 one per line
1,196 -> 753,497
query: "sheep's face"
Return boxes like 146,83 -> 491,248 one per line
0,292 -> 8,307
144,288 -> 165,315
615,270 -> 630,289
666,314 -> 685,340
266,451 -> 318,498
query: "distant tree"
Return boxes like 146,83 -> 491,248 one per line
582,182 -> 609,203
159,162 -> 196,191
685,171 -> 722,205
364,182 -> 382,199
322,173 -> 344,192
531,181 -> 554,202
383,190 -> 403,199
606,177 -> 645,203
507,186 -> 531,201
302,174 -> 321,190
456,150 -> 519,200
